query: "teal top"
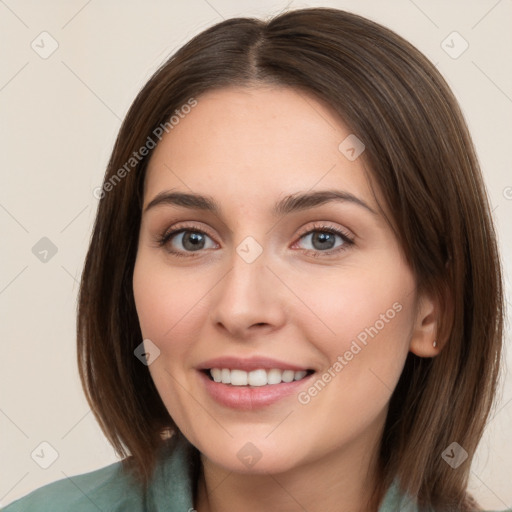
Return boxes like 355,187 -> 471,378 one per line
2,434 -> 509,512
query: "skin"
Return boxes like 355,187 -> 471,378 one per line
132,85 -> 439,512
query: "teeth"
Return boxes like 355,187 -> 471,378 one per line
208,368 -> 310,386
221,368 -> 230,384
281,370 -> 295,383
211,368 -> 222,382
230,369 -> 248,386
248,369 -> 267,386
267,368 -> 282,385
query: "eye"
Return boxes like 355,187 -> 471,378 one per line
293,223 -> 354,257
155,222 -> 355,258
156,223 -> 217,257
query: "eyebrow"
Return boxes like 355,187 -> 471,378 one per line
143,189 -> 377,216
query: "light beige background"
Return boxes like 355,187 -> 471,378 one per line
1,0 -> 511,509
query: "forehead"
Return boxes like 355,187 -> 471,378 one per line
143,86 -> 378,212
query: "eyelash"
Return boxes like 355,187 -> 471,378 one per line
155,222 -> 355,259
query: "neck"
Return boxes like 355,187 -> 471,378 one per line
194,426 -> 385,512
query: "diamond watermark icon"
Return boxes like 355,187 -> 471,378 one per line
32,237 -> 58,263
441,31 -> 469,59
237,442 -> 262,468
134,339 -> 161,366
338,134 -> 365,161
31,31 -> 59,59
236,236 -> 263,264
441,441 -> 468,469
31,441 -> 59,469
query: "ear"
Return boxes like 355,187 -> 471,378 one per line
409,291 -> 441,358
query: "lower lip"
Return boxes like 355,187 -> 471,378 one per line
199,371 -> 314,410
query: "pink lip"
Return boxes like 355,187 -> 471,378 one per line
197,363 -> 315,410
197,356 -> 311,372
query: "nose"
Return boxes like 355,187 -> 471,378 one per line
209,245 -> 287,340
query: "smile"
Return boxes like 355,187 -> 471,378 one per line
197,356 -> 316,409
207,368 -> 313,386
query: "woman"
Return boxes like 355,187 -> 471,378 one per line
3,7 -> 507,512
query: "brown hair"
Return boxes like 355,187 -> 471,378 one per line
77,7 -> 504,510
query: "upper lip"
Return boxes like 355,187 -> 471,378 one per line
197,356 -> 312,372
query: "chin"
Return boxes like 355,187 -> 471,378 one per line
199,442 -> 304,476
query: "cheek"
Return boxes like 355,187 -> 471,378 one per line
293,262 -> 416,353
132,255 -> 209,347
132,255 -> 209,425
324,269 -> 414,369
293,274 -> 415,445
291,259 -> 417,419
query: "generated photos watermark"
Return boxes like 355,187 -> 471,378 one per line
93,97 -> 198,200
298,301 -> 403,405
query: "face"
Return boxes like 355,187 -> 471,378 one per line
133,85 -> 424,475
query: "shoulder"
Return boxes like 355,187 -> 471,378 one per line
380,479 -> 512,512
1,433 -> 199,512
1,460 -> 144,512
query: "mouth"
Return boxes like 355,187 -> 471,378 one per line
202,368 -> 315,387
197,356 -> 316,409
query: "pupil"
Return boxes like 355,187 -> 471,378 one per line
313,232 -> 335,250
184,232 -> 204,251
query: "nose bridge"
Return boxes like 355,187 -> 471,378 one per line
209,238 -> 285,335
